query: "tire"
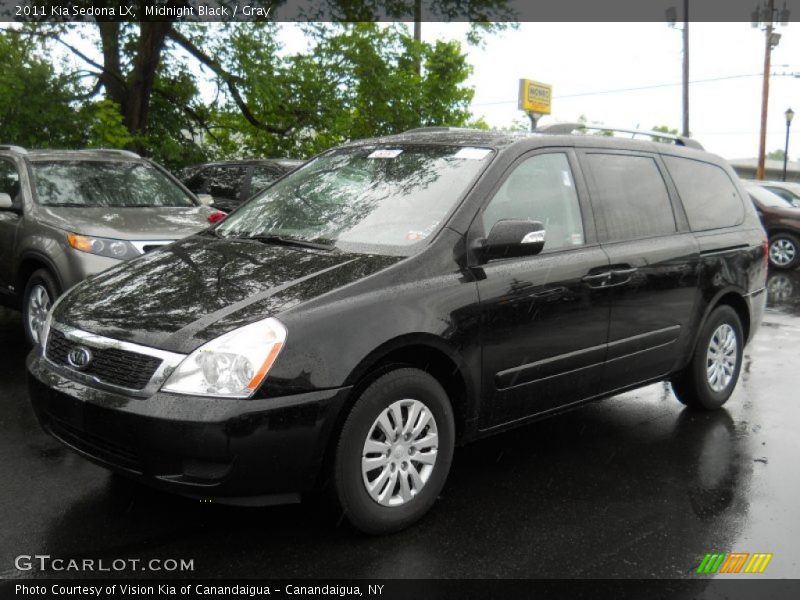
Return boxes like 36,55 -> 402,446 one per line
332,368 -> 455,535
767,233 -> 800,270
22,269 -> 60,347
671,306 -> 743,410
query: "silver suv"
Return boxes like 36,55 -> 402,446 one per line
0,146 -> 218,344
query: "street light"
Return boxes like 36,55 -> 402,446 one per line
753,0 -> 790,180
784,107 -> 794,181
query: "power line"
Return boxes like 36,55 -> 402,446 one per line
473,71 -> 799,107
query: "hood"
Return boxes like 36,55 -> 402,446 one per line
54,234 -> 402,352
767,205 -> 800,220
37,206 -> 216,240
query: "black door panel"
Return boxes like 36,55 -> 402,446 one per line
478,246 -> 611,427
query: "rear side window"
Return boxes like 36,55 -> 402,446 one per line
584,153 -> 676,242
663,156 -> 744,231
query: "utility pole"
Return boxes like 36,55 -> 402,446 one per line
667,1 -> 690,137
681,0 -> 689,137
413,0 -> 422,76
754,1 -> 790,180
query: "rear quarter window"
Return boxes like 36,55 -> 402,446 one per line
663,156 -> 744,231
583,153 -> 676,242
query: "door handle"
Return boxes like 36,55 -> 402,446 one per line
582,272 -> 612,288
611,267 -> 638,277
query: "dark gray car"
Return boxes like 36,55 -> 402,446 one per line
0,146 -> 218,344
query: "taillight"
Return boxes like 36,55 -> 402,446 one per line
762,238 -> 769,268
207,211 -> 227,224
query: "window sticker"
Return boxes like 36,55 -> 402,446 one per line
368,149 -> 404,159
405,220 -> 440,242
453,147 -> 492,160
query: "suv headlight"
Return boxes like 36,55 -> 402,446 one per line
67,232 -> 139,260
161,317 -> 287,398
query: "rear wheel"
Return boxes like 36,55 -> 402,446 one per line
333,368 -> 455,534
22,269 -> 60,346
671,306 -> 743,410
768,233 -> 800,270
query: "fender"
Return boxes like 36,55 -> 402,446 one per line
344,332 -> 481,426
15,249 -> 65,294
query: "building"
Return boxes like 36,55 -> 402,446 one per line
729,158 -> 800,182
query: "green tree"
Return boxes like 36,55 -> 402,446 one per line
13,0 -> 513,158
767,149 -> 786,161
0,31 -> 86,148
211,23 -> 477,158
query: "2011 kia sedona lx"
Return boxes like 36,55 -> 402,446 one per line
27,127 -> 767,534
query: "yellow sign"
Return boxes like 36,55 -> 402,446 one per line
518,79 -> 552,115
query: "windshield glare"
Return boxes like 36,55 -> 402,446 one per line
32,161 -> 196,208
216,145 -> 494,254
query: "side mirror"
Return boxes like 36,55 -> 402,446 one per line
480,219 -> 546,261
197,193 -> 215,206
0,192 -> 13,210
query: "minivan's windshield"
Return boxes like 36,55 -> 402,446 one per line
215,145 -> 494,254
32,161 -> 196,208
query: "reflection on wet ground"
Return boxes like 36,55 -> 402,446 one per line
1,269 -> 799,579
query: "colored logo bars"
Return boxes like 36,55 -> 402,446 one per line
697,552 -> 773,574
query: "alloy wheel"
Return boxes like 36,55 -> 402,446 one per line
770,239 -> 796,267
26,284 -> 51,345
706,323 -> 737,393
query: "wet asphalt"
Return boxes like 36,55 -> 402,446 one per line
1,270 -> 799,581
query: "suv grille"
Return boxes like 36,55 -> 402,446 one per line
45,328 -> 162,390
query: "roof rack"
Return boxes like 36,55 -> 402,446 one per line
0,145 -> 28,154
403,126 -> 481,135
79,148 -> 141,158
535,122 -> 704,150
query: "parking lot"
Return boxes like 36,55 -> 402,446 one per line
1,270 -> 799,581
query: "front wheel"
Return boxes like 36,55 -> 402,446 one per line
22,269 -> 60,346
333,368 -> 455,534
671,305 -> 743,410
768,233 -> 800,270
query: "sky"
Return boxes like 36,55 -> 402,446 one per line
417,22 -> 800,161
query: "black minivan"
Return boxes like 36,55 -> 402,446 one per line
28,127 -> 767,534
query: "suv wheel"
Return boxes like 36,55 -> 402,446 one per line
22,269 -> 60,346
333,368 -> 455,534
671,305 -> 743,410
768,233 -> 800,269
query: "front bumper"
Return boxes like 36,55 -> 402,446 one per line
27,352 -> 351,503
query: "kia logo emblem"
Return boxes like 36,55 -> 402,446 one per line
66,346 -> 93,371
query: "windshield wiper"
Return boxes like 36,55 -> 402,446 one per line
246,234 -> 336,251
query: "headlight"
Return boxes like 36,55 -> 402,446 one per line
161,317 -> 287,398
67,232 -> 139,260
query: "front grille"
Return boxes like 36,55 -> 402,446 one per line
46,328 -> 162,390
47,417 -> 143,472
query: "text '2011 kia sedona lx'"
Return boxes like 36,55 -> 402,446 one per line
27,127 -> 767,534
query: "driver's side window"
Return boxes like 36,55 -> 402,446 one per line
482,153 -> 584,252
0,159 -> 21,205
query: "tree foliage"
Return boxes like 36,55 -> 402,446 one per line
0,31 -> 86,148
2,1 -> 513,168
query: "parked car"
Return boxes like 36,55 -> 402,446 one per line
0,146 -> 220,344
179,159 -> 303,213
758,180 -> 800,208
28,127 -> 767,534
745,183 -> 800,269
